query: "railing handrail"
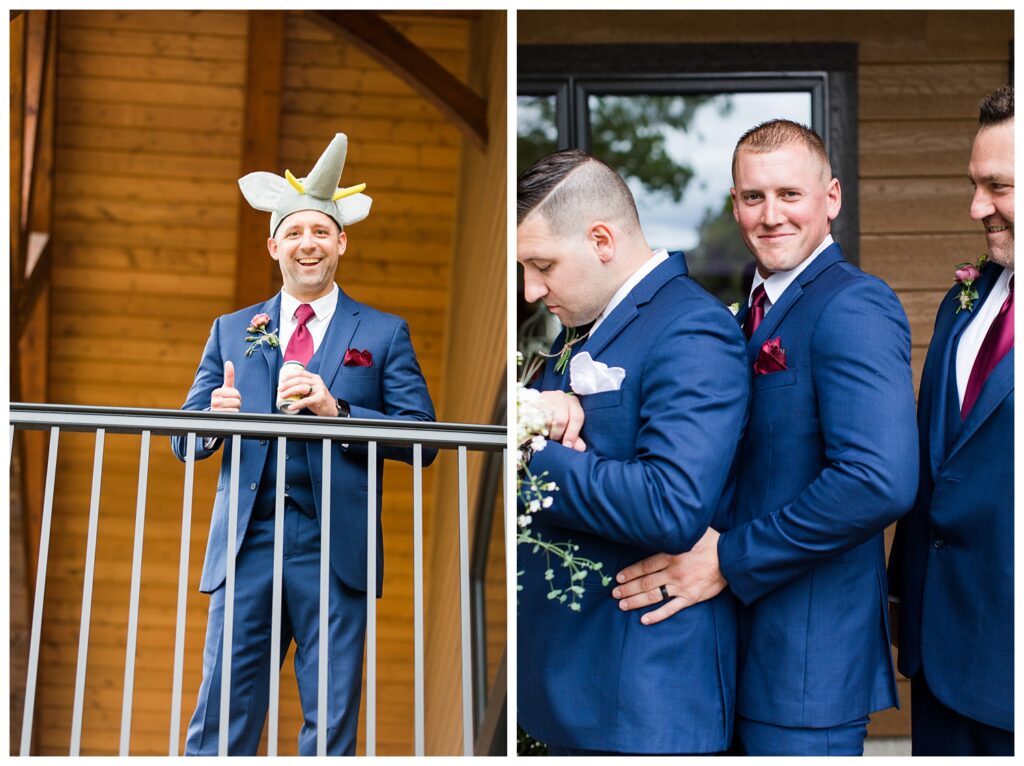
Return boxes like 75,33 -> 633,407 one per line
10,402 -> 506,450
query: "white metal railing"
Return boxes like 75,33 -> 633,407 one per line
9,402 -> 507,757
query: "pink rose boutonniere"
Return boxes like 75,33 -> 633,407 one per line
754,337 -> 788,375
953,254 -> 988,313
344,348 -> 373,367
244,312 -> 280,357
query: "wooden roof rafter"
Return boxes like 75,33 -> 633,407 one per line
303,10 -> 488,150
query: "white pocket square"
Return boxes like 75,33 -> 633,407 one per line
570,352 -> 625,396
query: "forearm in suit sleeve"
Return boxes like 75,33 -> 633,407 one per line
719,281 -> 919,605
528,306 -> 750,553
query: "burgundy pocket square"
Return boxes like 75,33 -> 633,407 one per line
754,337 -> 787,375
344,348 -> 373,367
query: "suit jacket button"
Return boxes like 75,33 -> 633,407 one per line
249,482 -> 258,491
932,537 -> 946,550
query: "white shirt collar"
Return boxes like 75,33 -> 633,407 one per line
280,283 -> 339,324
749,234 -> 834,309
592,249 -> 670,334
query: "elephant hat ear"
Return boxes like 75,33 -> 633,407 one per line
237,132 -> 372,235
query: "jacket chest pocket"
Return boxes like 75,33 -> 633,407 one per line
580,389 -> 623,412
752,367 -> 798,392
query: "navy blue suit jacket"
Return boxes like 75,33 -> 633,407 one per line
888,263 -> 1014,731
718,244 -> 918,727
172,287 -> 435,596
518,253 -> 750,753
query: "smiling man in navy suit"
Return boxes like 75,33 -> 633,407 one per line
615,120 -> 919,755
888,85 -> 1014,756
173,133 -> 434,755
516,150 -> 750,755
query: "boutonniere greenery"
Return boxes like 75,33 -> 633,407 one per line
552,325 -> 591,375
728,301 -> 741,316
244,312 -> 280,357
953,255 -> 988,313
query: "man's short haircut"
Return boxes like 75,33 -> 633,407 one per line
979,85 -> 1013,127
732,119 -> 832,181
517,149 -> 641,236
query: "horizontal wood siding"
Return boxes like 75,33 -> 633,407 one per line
424,10 -> 507,754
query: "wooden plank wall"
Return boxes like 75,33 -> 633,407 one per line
31,9 -> 500,756
423,10 -> 507,754
517,9 -> 1012,739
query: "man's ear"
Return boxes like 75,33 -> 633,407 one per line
337,230 -> 348,258
267,236 -> 280,261
730,188 -> 740,223
825,177 -> 842,222
589,221 -> 615,263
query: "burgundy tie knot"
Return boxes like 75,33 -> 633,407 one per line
294,303 -> 315,326
745,284 -> 769,340
284,304 -> 316,365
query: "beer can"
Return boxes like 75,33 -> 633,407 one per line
277,360 -> 306,413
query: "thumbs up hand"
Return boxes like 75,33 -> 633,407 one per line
211,360 -> 242,412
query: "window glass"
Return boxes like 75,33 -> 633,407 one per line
517,94 -> 559,176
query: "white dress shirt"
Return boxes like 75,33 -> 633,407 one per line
747,234 -> 834,313
955,267 -> 1014,407
279,283 -> 339,357
591,249 -> 670,335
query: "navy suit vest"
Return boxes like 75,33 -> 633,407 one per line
254,437 -> 316,518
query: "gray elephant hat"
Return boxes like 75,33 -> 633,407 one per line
238,133 -> 372,235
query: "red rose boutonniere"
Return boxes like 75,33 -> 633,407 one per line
754,337 -> 787,375
953,254 -> 987,313
344,348 -> 373,367
244,313 -> 280,357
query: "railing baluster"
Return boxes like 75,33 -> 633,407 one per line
70,428 -> 105,755
268,436 -> 286,757
317,438 -> 331,756
220,434 -> 241,756
457,445 -> 473,756
120,429 -> 151,755
366,440 -> 377,756
412,443 -> 425,756
20,426 -> 60,756
169,432 -> 196,755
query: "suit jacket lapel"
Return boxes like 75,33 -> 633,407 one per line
928,264 -> 1005,473
949,348 -> 1013,461
585,251 -> 688,359
748,244 -> 844,359
311,285 -> 360,389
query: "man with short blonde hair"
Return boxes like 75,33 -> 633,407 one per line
616,120 -> 918,755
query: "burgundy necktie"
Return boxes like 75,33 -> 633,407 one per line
745,284 -> 768,340
284,303 -> 316,366
962,275 -> 1014,419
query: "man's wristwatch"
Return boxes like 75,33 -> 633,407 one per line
335,397 -> 350,418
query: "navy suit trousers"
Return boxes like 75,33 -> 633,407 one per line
185,509 -> 366,756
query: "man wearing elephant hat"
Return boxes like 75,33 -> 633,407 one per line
172,133 -> 436,755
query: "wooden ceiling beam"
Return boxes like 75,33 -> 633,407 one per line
305,10 -> 487,151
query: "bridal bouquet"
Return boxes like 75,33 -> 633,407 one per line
517,352 -> 611,612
